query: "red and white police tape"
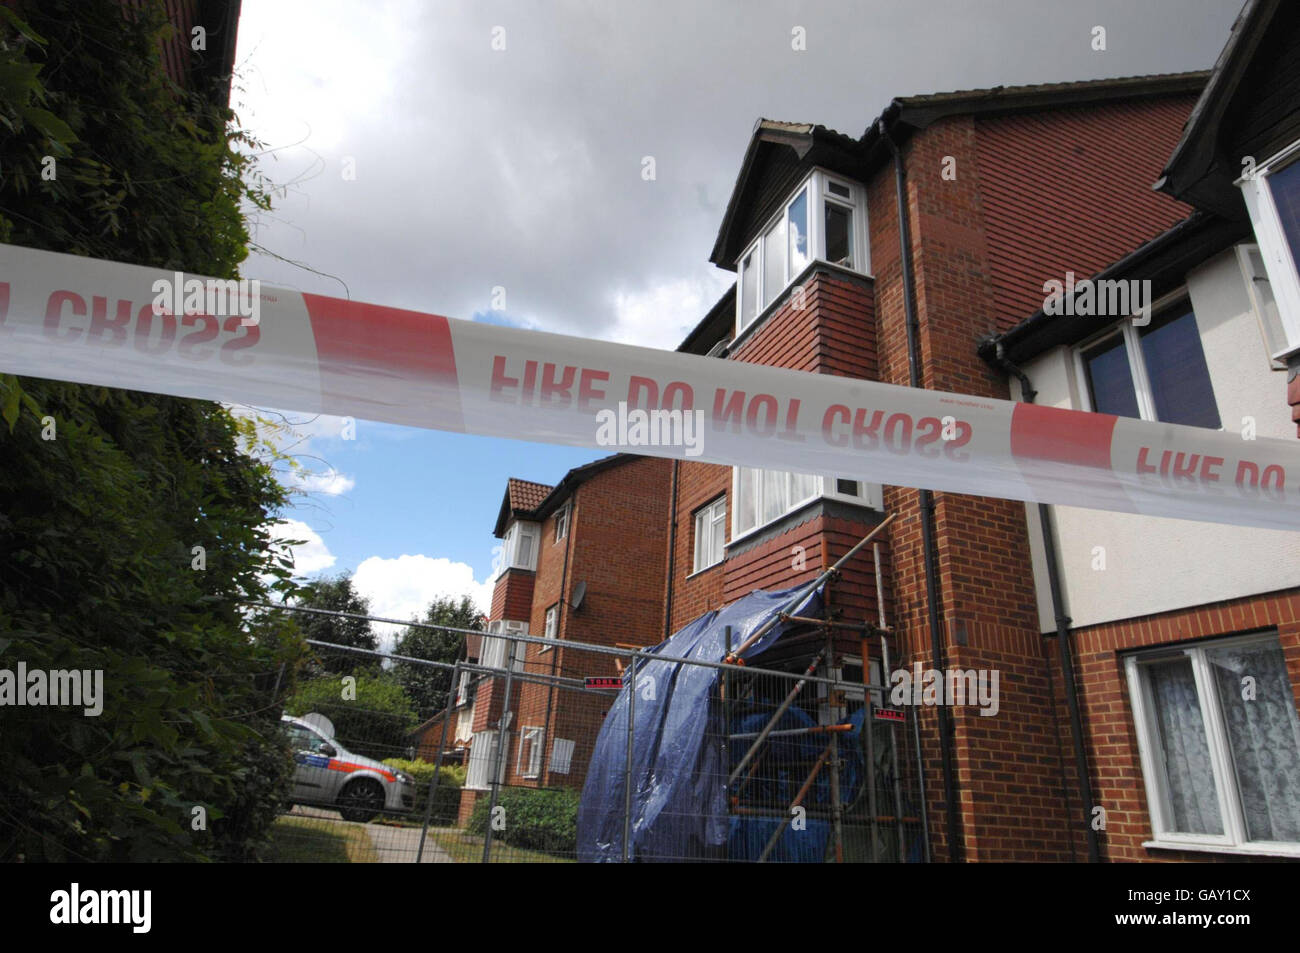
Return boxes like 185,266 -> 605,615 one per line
2,242 -> 1299,531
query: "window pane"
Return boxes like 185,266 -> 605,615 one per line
791,471 -> 818,505
1138,307 -> 1221,429
1081,333 -> 1140,418
788,189 -> 809,277
825,203 -> 852,267
1147,658 -> 1223,835
762,219 -> 785,307
1206,642 -> 1300,842
835,478 -> 859,497
735,467 -> 759,535
827,180 -> 851,199
740,252 -> 757,327
761,469 -> 787,524
710,502 -> 726,565
1268,157 -> 1300,268
693,510 -> 707,570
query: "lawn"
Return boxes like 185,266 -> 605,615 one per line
266,815 -> 380,863
426,828 -> 575,864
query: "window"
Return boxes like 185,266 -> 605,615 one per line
465,729 -> 509,790
1237,244 -> 1288,369
480,619 -> 528,671
554,504 -> 569,542
549,738 -> 576,775
454,669 -> 474,707
1077,299 -> 1221,429
1125,634 -> 1300,855
499,521 -> 539,575
735,169 -> 868,336
1240,140 -> 1300,359
692,497 -> 727,573
732,468 -> 878,538
516,726 -> 544,779
541,604 -> 558,652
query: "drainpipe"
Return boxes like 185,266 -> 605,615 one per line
878,118 -> 962,862
664,460 -> 680,641
989,341 -> 1101,863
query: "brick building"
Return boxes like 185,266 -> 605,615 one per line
456,456 -> 672,824
462,1 -> 1300,860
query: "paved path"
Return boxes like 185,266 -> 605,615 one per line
365,822 -> 455,863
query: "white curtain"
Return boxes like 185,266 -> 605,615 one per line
1208,643 -> 1300,842
1148,658 -> 1222,834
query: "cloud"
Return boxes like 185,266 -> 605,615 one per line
271,518 -> 337,574
285,466 -> 356,496
352,554 -> 494,651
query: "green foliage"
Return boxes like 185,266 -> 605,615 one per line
393,594 -> 481,713
285,674 -> 418,762
0,1 -> 301,862
293,573 -> 378,676
467,787 -> 580,856
382,758 -> 465,825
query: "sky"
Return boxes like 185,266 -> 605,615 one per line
230,0 -> 1242,642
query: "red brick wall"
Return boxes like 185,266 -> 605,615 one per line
973,96 -> 1197,329
1070,590 -> 1300,862
867,94 -> 1205,861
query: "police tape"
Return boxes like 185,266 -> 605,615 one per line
2,242 -> 1299,531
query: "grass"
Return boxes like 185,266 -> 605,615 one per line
426,828 -> 576,864
266,815 -> 380,863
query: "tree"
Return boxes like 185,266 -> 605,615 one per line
394,595 -> 483,715
285,674 -> 418,762
293,573 -> 378,675
0,0 -> 301,862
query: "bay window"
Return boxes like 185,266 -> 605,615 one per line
732,467 -> 879,539
1239,139 -> 1300,360
736,169 -> 868,335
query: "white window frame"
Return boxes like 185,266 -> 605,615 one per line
692,496 -> 727,574
541,604 -> 558,653
480,619 -> 528,672
1072,289 -> 1222,429
516,726 -> 544,780
465,729 -> 509,791
1238,138 -> 1300,361
454,668 -> 473,707
1236,243 -> 1289,370
1124,632 -> 1300,858
499,520 -> 540,576
735,168 -> 870,337
548,738 -> 575,775
730,468 -> 882,542
554,504 -> 569,542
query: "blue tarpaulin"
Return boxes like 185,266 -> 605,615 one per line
578,584 -> 844,862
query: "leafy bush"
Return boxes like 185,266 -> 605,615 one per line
286,675 -> 418,761
0,1 -> 301,862
467,787 -> 579,855
382,758 -> 465,825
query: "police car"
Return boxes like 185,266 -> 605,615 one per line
282,714 -> 415,823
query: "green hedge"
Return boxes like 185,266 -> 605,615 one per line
466,787 -> 579,855
382,759 -> 465,826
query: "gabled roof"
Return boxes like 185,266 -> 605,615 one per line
491,456 -> 642,538
1155,0 -> 1290,217
707,72 -> 1208,273
492,478 -> 554,538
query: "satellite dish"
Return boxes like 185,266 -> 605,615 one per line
569,581 -> 587,612
300,712 -> 336,740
